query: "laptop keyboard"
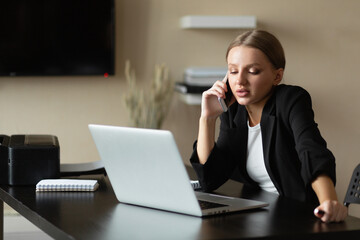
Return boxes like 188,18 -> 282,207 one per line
198,200 -> 228,210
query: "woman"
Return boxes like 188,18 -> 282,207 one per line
190,30 -> 348,223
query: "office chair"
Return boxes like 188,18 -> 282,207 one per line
344,164 -> 360,207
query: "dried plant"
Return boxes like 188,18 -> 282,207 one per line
124,60 -> 174,129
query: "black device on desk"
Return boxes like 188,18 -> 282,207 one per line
7,135 -> 60,185
0,135 -> 10,184
1,133 -> 105,186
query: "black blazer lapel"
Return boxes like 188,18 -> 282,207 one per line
230,105 -> 259,185
261,94 -> 282,194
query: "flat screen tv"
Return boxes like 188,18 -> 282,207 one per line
0,0 -> 115,76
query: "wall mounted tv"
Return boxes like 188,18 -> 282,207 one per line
0,0 -> 115,76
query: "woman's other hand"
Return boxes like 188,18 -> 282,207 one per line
314,200 -> 348,223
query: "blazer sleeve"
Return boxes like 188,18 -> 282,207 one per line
285,87 -> 336,187
190,106 -> 240,192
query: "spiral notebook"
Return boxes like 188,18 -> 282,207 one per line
36,179 -> 99,192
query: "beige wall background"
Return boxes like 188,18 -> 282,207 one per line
1,0 -> 360,217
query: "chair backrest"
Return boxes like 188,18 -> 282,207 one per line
344,164 -> 360,207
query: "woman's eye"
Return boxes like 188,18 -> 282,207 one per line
229,71 -> 238,75
249,68 -> 260,75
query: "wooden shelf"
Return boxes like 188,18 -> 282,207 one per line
180,15 -> 256,29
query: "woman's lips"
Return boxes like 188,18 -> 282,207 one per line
236,89 -> 249,97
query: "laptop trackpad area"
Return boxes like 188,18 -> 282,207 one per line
195,191 -> 269,209
198,200 -> 228,210
196,191 -> 239,204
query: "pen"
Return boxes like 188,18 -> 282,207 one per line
314,208 -> 325,217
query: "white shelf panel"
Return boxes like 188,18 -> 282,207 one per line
180,15 -> 256,29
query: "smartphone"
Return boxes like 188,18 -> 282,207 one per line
218,77 -> 232,112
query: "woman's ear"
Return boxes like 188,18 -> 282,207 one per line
273,68 -> 284,86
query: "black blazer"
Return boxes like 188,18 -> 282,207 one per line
190,84 -> 336,204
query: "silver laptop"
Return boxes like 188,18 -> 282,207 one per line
88,124 -> 268,217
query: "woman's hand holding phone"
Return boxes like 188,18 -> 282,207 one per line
201,74 -> 233,119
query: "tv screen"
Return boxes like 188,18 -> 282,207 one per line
0,0 -> 115,76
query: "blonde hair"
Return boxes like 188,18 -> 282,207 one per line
226,30 -> 286,70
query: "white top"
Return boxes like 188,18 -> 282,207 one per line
246,122 -> 279,194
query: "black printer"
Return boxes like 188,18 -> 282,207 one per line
1,134 -> 60,185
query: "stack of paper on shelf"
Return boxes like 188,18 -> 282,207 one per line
175,67 -> 227,105
184,67 -> 227,86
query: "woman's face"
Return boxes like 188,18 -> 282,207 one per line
227,46 -> 283,109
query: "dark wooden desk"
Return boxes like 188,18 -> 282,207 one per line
1,169 -> 360,240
